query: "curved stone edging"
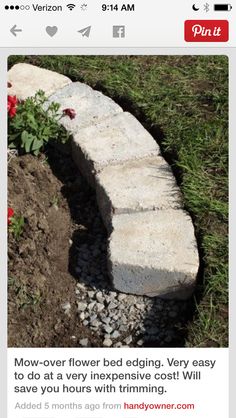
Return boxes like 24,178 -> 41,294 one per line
8,63 -> 200,300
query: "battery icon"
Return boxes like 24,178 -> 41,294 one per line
214,4 -> 232,10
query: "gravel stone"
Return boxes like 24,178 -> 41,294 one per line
120,315 -> 128,324
76,282 -> 86,290
77,302 -> 87,312
119,325 -> 128,332
103,325 -> 113,334
79,338 -> 89,347
103,338 -> 113,347
117,294 -> 127,302
102,317 -> 111,325
61,302 -> 71,315
114,342 -> 123,348
109,291 -> 117,298
90,319 -> 100,328
108,302 -> 117,310
124,336 -> 132,345
111,330 -> 120,339
88,302 -> 96,311
79,312 -> 86,321
96,291 -> 104,303
96,303 -> 104,312
135,303 -> 145,310
88,291 -> 95,298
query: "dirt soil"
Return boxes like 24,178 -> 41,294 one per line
8,147 -> 103,347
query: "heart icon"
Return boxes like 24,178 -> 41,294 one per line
46,26 -> 58,37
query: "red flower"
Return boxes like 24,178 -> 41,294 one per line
63,108 -> 76,120
8,208 -> 14,225
8,95 -> 18,118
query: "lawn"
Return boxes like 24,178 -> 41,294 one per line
8,55 -> 228,347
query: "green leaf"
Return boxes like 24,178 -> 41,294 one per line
27,113 -> 38,130
21,130 -> 35,153
31,138 -> 44,151
8,142 -> 17,149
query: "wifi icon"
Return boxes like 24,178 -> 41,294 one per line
67,4 -> 76,11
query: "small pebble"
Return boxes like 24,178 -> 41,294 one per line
61,302 -> 71,312
118,325 -> 127,332
102,317 -> 111,325
135,303 -> 145,311
104,333 -> 111,339
88,291 -> 95,298
79,312 -> 85,321
124,335 -> 132,345
79,338 -> 89,347
96,291 -> 104,303
77,302 -> 87,312
90,314 -> 97,322
108,302 -> 117,310
111,330 -> 120,339
90,319 -> 100,328
103,325 -> 113,334
117,294 -> 127,302
76,282 -> 86,290
103,338 -> 113,347
88,302 -> 96,311
96,303 -> 104,313
114,342 -> 123,348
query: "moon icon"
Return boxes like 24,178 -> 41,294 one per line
192,4 -> 200,11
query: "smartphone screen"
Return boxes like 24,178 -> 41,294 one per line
1,1 -> 232,417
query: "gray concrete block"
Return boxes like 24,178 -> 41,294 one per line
108,211 -> 199,299
96,156 -> 182,229
48,82 -> 94,101
8,63 -> 71,100
48,83 -> 122,132
72,112 -> 160,186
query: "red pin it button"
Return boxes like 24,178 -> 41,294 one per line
185,20 -> 229,42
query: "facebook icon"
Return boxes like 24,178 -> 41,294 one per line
113,25 -> 125,38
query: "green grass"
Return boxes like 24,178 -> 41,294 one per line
8,55 -> 228,346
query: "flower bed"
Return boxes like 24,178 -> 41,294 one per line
8,148 -> 106,347
7,87 -> 100,347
